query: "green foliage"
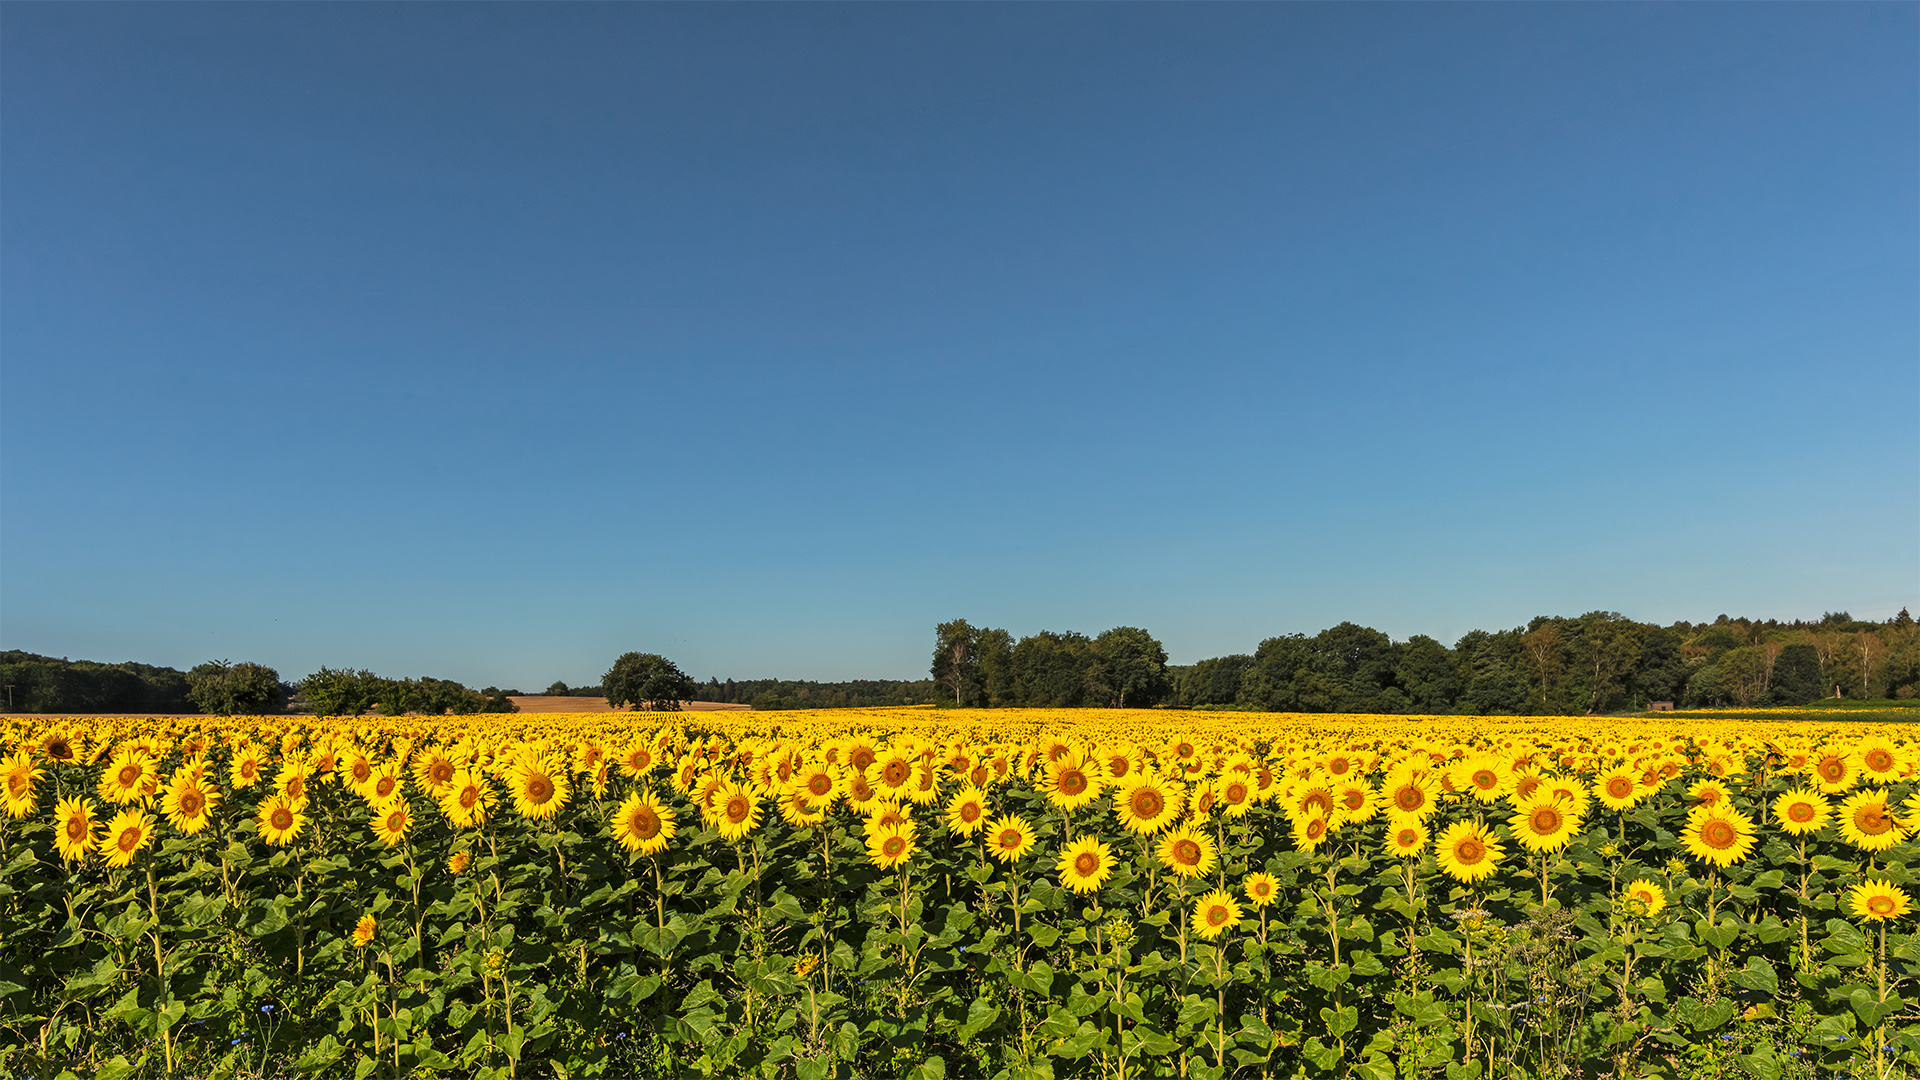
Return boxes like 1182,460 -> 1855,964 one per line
184,660 -> 285,715
604,653 -> 696,712
0,651 -> 194,714
299,669 -> 518,716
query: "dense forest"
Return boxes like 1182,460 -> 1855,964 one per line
934,609 -> 1919,715
0,651 -> 197,714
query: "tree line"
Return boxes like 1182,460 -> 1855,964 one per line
0,651 -> 516,716
933,609 -> 1920,714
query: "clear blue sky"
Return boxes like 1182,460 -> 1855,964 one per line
3,3 -> 1915,689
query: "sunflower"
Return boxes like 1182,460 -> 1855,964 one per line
1383,772 -> 1435,821
1594,767 -> 1643,811
844,770 -> 882,812
793,762 -> 841,809
1332,780 -> 1378,825
54,797 -> 98,862
1214,774 -> 1255,818
1286,783 -> 1338,824
1192,889 -> 1243,940
985,815 -> 1037,864
97,748 -> 156,806
1043,756 -> 1104,812
778,788 -> 827,829
1383,818 -> 1429,859
904,763 -> 943,806
607,790 -> 674,855
229,744 -> 268,790
365,762 -> 405,806
1100,745 -> 1144,784
1686,779 -> 1731,810
160,771 -> 220,835
1681,805 -> 1757,867
1114,778 -> 1181,835
273,763 -> 313,809
1849,878 -> 1913,923
438,769 -> 495,829
1810,748 -> 1858,794
508,758 -> 572,821
370,799 -> 412,847
1434,820 -> 1503,883
1508,794 -> 1581,854
1156,826 -> 1218,879
0,751 -> 43,817
866,820 -> 918,870
1291,813 -> 1333,853
1461,756 -> 1512,803
1057,835 -> 1114,895
1622,879 -> 1666,917
101,808 -> 155,869
618,741 -> 658,779
712,781 -> 760,843
1242,872 -> 1280,909
874,754 -> 916,797
255,794 -> 307,847
340,750 -> 376,792
1856,738 -> 1904,783
412,749 -> 460,798
944,785 -> 990,836
1837,788 -> 1905,852
40,728 -> 81,765
1772,789 -> 1830,836
353,913 -> 377,948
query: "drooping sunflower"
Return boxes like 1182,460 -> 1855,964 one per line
0,751 -> 43,817
1434,820 -> 1503,883
1291,813 -> 1333,853
1681,804 -> 1757,867
256,794 -> 307,847
438,769 -> 495,829
1622,879 -> 1666,917
1849,878 -> 1913,923
97,748 -> 156,806
508,758 -> 572,822
370,799 -> 412,847
985,815 -> 1036,864
1383,818 -> 1429,859
866,820 -> 918,871
1242,872 -> 1280,909
40,728 -> 82,766
1772,789 -> 1831,836
611,791 -> 676,856
1838,788 -> 1905,852
101,808 -> 155,869
712,781 -> 760,843
54,796 -> 98,862
1594,767 -> 1644,811
1056,835 -> 1114,895
944,785 -> 990,836
1156,826 -> 1218,879
1114,778 -> 1181,835
160,771 -> 220,835
1043,756 -> 1104,813
353,913 -> 377,947
1508,794 -> 1581,854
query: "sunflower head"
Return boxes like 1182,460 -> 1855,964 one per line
985,815 -> 1036,865
1242,872 -> 1280,909
1850,878 -> 1913,923
1056,835 -> 1113,895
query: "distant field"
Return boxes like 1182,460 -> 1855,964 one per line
506,695 -> 751,713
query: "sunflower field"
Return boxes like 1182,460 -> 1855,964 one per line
3,707 -> 1920,1080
